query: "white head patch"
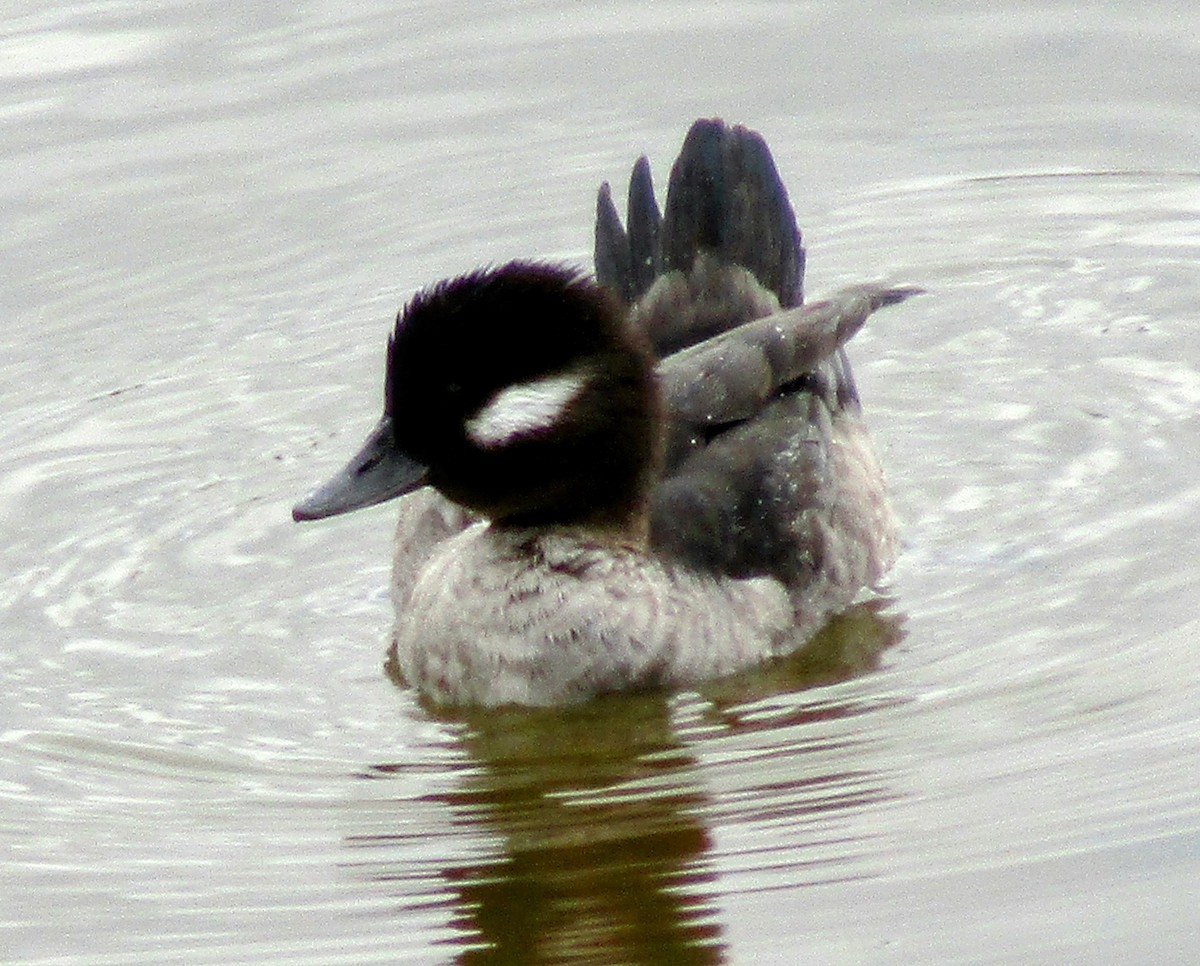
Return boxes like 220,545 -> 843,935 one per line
466,372 -> 588,449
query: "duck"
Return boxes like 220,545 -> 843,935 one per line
293,118 -> 919,707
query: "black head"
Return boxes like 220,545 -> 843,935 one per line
389,262 -> 662,528
319,262 -> 661,531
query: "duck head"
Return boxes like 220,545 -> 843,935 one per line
293,262 -> 662,536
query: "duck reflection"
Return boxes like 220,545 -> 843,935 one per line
435,696 -> 722,964
357,599 -> 903,964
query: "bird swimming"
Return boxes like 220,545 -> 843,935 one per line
293,118 -> 918,706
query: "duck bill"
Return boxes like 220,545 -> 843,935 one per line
292,416 -> 428,521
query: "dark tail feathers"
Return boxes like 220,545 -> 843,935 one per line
595,119 -> 806,311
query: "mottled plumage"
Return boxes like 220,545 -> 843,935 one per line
294,119 -> 919,706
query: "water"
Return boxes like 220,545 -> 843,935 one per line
3,2 -> 1199,963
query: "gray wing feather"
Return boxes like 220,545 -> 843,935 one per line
659,284 -> 921,430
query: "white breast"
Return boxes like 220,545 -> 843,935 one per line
389,525 -> 800,706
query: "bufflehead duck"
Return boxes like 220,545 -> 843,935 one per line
294,119 -> 918,706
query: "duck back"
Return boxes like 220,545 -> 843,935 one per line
595,119 -> 902,613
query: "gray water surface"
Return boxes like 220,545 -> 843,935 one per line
3,2 -> 1199,963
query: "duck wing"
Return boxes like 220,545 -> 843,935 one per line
650,286 -> 917,587
596,118 -> 918,596
658,284 -> 921,462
